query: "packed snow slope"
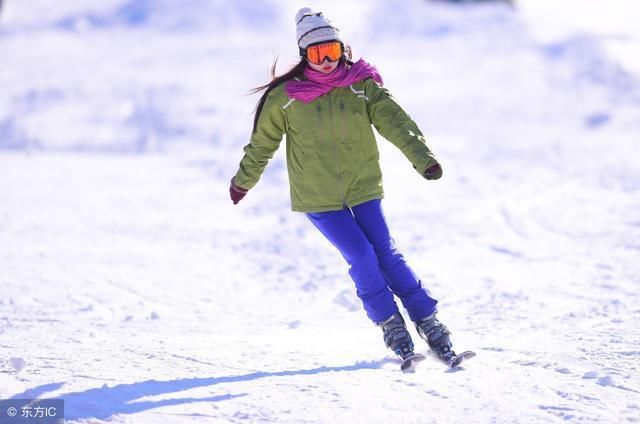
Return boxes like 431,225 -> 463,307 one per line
1,0 -> 639,423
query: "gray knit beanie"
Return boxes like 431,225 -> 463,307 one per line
295,7 -> 342,49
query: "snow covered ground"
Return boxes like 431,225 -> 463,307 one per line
1,0 -> 639,422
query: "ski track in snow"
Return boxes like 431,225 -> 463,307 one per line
1,0 -> 639,423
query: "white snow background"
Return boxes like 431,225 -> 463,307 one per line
1,0 -> 639,422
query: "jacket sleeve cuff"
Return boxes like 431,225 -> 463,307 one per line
415,155 -> 439,179
232,171 -> 257,191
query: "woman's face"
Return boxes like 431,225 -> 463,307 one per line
308,58 -> 339,74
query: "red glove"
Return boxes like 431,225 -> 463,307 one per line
424,163 -> 443,180
229,178 -> 248,205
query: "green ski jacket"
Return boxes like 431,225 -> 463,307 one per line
233,77 -> 440,212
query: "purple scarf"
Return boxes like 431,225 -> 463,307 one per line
285,59 -> 384,103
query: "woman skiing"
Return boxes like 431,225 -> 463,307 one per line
230,7 -> 471,369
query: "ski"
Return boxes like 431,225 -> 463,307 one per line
446,350 -> 476,368
400,353 -> 426,373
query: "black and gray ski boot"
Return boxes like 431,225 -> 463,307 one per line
378,313 -> 426,372
378,313 -> 415,359
415,312 -> 455,363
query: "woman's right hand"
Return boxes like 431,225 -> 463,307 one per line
229,178 -> 249,204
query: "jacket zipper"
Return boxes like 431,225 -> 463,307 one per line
315,103 -> 323,136
316,97 -> 346,207
337,99 -> 347,206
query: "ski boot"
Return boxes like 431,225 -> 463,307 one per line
378,312 -> 425,372
415,312 -> 475,368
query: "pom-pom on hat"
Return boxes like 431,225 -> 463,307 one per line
295,7 -> 342,49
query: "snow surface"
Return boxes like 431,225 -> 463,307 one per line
1,0 -> 639,422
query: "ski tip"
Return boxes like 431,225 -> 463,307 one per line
448,351 -> 476,368
400,353 -> 426,373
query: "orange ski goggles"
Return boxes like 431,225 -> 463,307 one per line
302,41 -> 344,65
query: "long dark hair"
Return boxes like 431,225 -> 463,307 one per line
250,45 -> 353,133
250,58 -> 307,133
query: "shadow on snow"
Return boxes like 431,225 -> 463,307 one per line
11,359 -> 392,421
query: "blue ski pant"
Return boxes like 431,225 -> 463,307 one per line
306,199 -> 438,324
